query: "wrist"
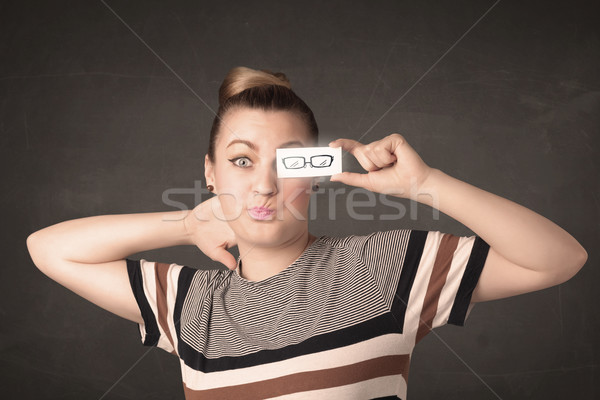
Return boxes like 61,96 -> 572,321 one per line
409,167 -> 445,206
162,209 -> 194,246
182,211 -> 192,243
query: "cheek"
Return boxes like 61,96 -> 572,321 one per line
215,168 -> 246,194
217,193 -> 244,220
280,179 -> 312,211
214,170 -> 249,217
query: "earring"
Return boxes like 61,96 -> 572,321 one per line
312,183 -> 319,192
207,184 -> 214,192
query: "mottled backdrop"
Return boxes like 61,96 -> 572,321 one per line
1,0 -> 598,399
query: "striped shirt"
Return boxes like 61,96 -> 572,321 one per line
126,229 -> 489,399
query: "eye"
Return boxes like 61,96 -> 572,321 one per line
229,157 -> 253,168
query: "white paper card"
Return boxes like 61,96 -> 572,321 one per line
276,147 -> 342,178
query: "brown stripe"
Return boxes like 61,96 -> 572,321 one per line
155,262 -> 175,350
416,234 -> 459,344
183,354 -> 410,400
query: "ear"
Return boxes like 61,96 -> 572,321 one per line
204,154 -> 215,190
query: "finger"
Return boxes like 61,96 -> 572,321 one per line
371,145 -> 397,167
338,141 -> 382,171
360,145 -> 393,169
353,148 -> 380,172
329,138 -> 361,154
330,172 -> 372,190
331,138 -> 386,172
210,247 -> 237,270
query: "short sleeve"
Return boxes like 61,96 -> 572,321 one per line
361,229 -> 490,340
125,258 -> 197,356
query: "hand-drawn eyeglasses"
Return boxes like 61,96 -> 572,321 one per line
282,155 -> 334,169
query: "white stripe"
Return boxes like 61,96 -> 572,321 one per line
137,259 -> 156,346
139,259 -> 174,353
166,263 -> 182,355
432,235 -> 476,328
403,231 -> 440,343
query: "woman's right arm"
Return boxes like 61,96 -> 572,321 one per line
26,198 -> 237,324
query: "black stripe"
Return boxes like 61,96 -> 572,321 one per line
371,396 -> 402,400
448,235 -> 490,326
391,230 -> 427,333
174,265 -> 198,350
126,259 -> 160,346
178,311 -> 401,373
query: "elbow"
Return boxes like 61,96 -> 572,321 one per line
573,246 -> 588,275
26,231 -> 51,272
26,232 -> 42,268
557,245 -> 588,284
26,232 -> 39,258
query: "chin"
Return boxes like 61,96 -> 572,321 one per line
237,218 -> 307,247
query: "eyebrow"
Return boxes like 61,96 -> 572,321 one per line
226,139 -> 258,151
225,139 -> 305,150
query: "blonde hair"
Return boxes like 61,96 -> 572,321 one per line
218,67 -> 292,107
208,66 -> 318,162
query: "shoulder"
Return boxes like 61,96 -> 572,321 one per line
127,258 -> 232,293
314,229 -> 411,261
316,232 -> 369,255
319,229 -> 412,249
181,265 -> 233,293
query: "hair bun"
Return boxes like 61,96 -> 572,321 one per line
219,67 -> 292,107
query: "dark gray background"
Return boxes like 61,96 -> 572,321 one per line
2,0 -> 598,399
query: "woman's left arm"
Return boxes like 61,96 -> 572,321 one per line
330,134 -> 588,303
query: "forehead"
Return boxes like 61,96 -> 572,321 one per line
216,108 -> 312,149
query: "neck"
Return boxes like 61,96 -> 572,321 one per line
236,231 -> 316,282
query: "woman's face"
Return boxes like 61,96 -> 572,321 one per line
205,108 -> 315,248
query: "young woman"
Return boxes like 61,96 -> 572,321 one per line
27,67 -> 587,399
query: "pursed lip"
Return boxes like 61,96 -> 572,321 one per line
248,206 -> 276,220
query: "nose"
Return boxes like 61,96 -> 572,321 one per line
252,161 -> 278,196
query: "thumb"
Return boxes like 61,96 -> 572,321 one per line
330,171 -> 372,190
